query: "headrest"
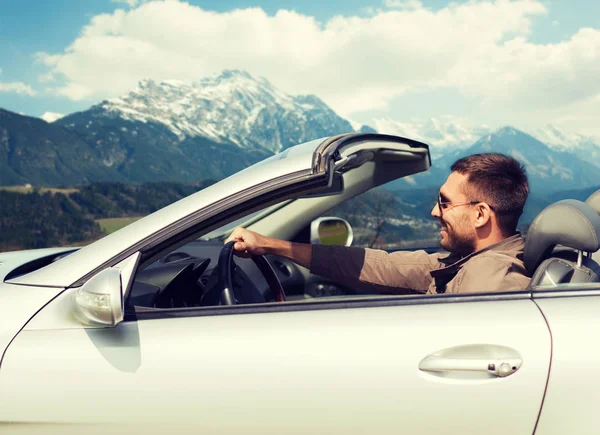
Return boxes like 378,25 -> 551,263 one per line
524,199 -> 600,273
586,189 -> 600,214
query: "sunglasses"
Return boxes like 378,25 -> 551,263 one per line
437,192 -> 488,213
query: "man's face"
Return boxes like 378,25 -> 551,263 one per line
431,172 -> 477,254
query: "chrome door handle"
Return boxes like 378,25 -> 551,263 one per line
419,355 -> 522,378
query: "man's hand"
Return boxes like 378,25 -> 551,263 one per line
224,227 -> 313,268
225,227 -> 270,258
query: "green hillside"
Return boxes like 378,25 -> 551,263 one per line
0,180 -> 214,251
0,108 -> 270,187
0,190 -> 102,251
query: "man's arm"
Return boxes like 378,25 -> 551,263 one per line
225,228 -> 438,293
224,227 -> 313,268
313,244 -> 437,293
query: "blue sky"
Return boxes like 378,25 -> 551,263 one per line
1,0 -> 599,138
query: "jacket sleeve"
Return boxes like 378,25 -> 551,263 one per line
310,244 -> 441,293
452,256 -> 530,293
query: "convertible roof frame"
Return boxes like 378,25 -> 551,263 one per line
7,133 -> 431,289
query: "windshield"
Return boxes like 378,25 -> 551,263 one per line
199,201 -> 292,241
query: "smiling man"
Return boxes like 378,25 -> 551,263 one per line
226,153 -> 531,294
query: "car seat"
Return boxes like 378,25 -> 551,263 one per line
585,189 -> 600,213
524,199 -> 600,288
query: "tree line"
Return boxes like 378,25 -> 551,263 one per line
1,180 -> 546,252
0,181 -> 214,251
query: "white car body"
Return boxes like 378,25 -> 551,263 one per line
0,133 -> 598,434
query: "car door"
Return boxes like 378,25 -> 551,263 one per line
0,292 -> 550,434
532,290 -> 600,435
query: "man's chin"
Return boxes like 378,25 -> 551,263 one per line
439,238 -> 451,252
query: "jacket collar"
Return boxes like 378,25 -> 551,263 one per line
429,233 -> 525,294
434,233 -> 525,272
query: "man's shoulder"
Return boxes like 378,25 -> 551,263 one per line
466,234 -> 526,266
456,250 -> 530,293
487,234 -> 526,256
465,252 -> 519,269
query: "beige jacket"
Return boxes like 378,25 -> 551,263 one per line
310,234 -> 530,294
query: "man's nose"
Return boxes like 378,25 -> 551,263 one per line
431,203 -> 440,218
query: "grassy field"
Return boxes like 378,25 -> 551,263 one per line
96,217 -> 143,234
0,185 -> 79,195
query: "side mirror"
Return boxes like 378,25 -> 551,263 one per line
310,217 -> 353,247
74,268 -> 124,327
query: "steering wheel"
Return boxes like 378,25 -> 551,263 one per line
214,241 -> 286,305
153,258 -> 211,308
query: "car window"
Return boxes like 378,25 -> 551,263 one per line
319,182 -> 440,249
199,210 -> 264,241
199,201 -> 293,241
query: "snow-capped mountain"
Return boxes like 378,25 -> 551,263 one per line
531,124 -> 600,167
393,126 -> 600,196
99,70 -> 354,153
4,69 -> 600,189
532,124 -> 599,150
13,70 -> 365,184
372,116 -> 492,156
40,112 -> 64,123
462,126 -> 597,185
371,118 -> 600,165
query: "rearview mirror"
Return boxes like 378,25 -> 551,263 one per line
310,217 -> 353,247
74,268 -> 124,327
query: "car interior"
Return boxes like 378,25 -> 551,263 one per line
126,147 -> 435,311
125,185 -> 600,312
126,205 -> 406,311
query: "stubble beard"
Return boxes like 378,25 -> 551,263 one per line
439,220 -> 476,255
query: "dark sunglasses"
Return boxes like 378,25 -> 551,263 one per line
437,192 -> 492,213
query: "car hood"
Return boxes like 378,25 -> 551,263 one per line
0,247 -> 77,283
0,249 -> 77,358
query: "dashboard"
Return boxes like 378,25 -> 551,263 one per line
127,240 -> 335,309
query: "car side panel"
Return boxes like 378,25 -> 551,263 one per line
0,298 -> 550,434
0,283 -> 60,364
534,294 -> 600,435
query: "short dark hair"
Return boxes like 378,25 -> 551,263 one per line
451,153 -> 529,235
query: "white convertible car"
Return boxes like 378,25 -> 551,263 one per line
1,133 -> 600,434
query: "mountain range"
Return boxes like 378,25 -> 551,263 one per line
1,70 -> 366,185
2,69 -> 600,197
392,126 -> 600,196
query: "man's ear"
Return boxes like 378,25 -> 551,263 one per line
473,203 -> 492,228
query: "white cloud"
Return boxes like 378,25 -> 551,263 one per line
112,0 -> 142,8
384,0 -> 424,10
35,0 -> 600,134
38,72 -> 56,83
40,112 -> 65,123
0,82 -> 37,96
548,92 -> 600,138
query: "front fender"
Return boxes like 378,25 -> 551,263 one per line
0,283 -> 63,367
